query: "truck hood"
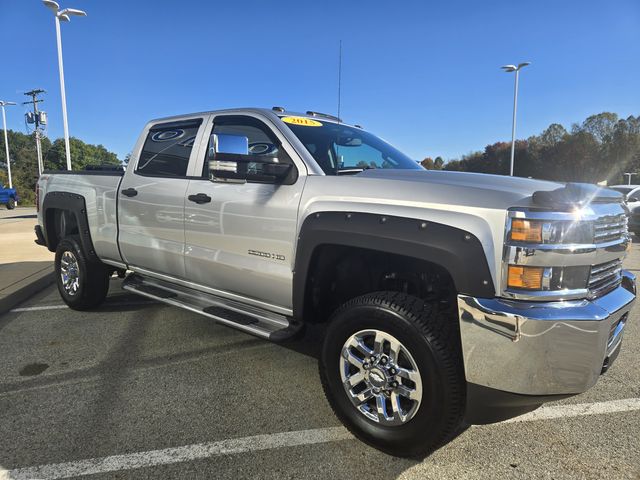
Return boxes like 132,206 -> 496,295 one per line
355,169 -> 568,210
354,169 -> 623,211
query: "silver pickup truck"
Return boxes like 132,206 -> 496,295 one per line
35,107 -> 636,456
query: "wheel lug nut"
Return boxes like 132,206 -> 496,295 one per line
363,363 -> 369,370
389,368 -> 396,375
391,381 -> 399,388
380,357 -> 387,365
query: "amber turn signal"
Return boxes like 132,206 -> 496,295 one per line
510,219 -> 543,243
507,265 -> 544,290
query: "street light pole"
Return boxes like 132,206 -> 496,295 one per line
43,0 -> 87,171
0,101 -> 17,188
501,62 -> 531,176
54,13 -> 72,171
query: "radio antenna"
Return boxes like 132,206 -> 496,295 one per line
337,40 -> 342,122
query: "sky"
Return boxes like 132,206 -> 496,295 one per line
0,0 -> 639,162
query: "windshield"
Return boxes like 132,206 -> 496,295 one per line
280,117 -> 423,175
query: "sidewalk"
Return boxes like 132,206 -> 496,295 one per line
0,207 -> 54,313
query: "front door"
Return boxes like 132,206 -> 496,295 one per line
118,117 -> 206,279
184,114 -> 306,310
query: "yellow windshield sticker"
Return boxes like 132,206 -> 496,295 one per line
281,116 -> 323,127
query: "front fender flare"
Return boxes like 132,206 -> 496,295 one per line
292,212 -> 496,320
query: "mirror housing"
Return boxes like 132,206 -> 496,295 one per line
208,134 -> 291,183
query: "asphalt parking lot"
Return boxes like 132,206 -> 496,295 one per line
1,247 -> 639,479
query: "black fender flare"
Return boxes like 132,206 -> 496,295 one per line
292,212 -> 496,320
42,191 -> 100,262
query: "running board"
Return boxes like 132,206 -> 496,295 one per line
121,274 -> 301,341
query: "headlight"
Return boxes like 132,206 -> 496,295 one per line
506,265 -> 589,291
510,219 -> 543,242
508,218 -> 592,245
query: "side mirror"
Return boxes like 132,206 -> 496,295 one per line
208,134 -> 291,183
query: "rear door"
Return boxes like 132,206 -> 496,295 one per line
0,186 -> 7,204
118,117 -> 207,279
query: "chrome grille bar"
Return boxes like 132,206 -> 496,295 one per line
588,259 -> 623,298
594,214 -> 628,244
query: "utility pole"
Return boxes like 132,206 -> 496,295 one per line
23,89 -> 46,176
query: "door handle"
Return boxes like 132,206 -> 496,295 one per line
188,193 -> 212,204
121,188 -> 138,197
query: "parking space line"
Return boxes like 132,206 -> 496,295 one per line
3,427 -> 353,480
3,397 -> 640,479
504,397 -> 640,423
10,301 -> 159,313
10,305 -> 68,312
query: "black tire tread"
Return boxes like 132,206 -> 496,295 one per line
55,235 -> 110,310
319,291 -> 465,457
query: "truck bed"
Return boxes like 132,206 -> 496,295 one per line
37,170 -> 124,265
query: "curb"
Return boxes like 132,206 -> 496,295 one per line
0,266 -> 55,315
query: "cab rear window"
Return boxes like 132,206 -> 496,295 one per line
136,119 -> 202,177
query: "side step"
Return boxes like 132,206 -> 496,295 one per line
122,274 -> 301,341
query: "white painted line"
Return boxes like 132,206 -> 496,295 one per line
4,427 -> 353,480
3,397 -> 640,479
10,305 -> 68,312
503,397 -> 640,423
10,301 -> 159,313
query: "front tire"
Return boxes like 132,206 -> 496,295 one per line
319,292 -> 465,457
55,236 -> 110,310
6,197 -> 15,210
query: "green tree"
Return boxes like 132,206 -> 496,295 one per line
0,129 -> 121,205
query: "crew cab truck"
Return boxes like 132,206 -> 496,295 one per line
35,108 -> 636,456
0,183 -> 18,209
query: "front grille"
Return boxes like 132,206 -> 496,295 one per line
593,214 -> 628,244
588,259 -> 623,298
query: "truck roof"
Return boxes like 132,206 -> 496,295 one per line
147,107 -> 350,127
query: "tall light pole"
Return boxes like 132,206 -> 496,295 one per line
0,101 -> 16,188
501,62 -> 531,176
43,0 -> 86,171
623,172 -> 636,185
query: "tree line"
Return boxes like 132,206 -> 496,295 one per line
422,112 -> 640,185
0,130 -> 120,204
2,111 -> 639,205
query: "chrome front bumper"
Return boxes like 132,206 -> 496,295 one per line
458,270 -> 636,396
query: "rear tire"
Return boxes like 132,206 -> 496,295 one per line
6,198 -> 15,210
55,235 -> 110,310
319,291 -> 465,457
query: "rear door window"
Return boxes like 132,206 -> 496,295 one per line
136,119 -> 203,177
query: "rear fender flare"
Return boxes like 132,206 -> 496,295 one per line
42,191 -> 99,261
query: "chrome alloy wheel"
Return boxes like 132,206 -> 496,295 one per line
340,329 -> 423,426
60,250 -> 80,296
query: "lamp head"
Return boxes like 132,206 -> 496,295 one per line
60,8 -> 87,17
501,65 -> 517,72
42,0 -> 60,12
